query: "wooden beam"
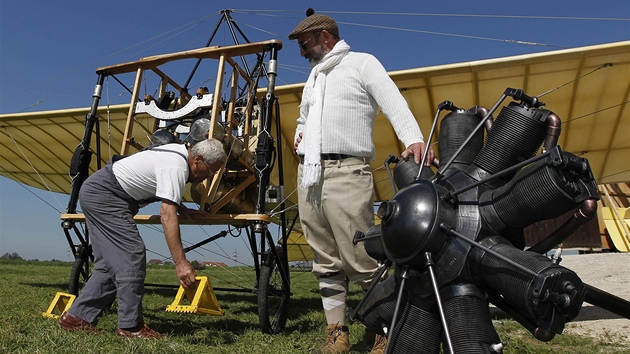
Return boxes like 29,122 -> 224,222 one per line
96,40 -> 282,75
61,212 -> 270,226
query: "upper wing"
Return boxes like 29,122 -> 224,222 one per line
0,104 -> 132,194
1,40 -> 628,203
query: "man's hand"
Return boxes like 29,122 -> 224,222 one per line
175,259 -> 197,289
294,132 -> 303,152
178,204 -> 208,221
161,201 -> 197,289
401,142 -> 435,166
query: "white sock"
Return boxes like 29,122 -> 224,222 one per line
319,273 -> 348,325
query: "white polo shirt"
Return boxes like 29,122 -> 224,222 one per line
112,144 -> 189,205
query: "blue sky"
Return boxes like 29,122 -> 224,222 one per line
1,0 -> 628,262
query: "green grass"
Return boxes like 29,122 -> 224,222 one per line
0,259 -> 628,353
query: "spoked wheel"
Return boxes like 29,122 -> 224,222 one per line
68,245 -> 93,295
258,245 -> 290,334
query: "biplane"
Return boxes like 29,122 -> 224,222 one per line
0,8 -> 629,341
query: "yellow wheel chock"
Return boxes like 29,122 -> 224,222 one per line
166,276 -> 224,316
42,292 -> 76,319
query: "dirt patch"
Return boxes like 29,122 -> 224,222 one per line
558,252 -> 630,345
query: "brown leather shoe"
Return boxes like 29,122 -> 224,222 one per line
370,334 -> 387,354
314,324 -> 350,354
57,312 -> 104,334
116,323 -> 166,339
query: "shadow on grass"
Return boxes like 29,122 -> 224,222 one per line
148,287 -> 326,335
143,285 -> 178,298
23,282 -> 71,291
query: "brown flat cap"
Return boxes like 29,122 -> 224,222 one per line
288,8 -> 339,40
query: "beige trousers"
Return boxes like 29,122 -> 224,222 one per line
298,157 -> 379,288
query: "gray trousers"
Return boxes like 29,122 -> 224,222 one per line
68,164 -> 146,329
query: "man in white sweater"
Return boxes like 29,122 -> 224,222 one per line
289,9 -> 434,354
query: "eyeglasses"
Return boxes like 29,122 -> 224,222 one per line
198,158 -> 217,176
298,31 -> 321,51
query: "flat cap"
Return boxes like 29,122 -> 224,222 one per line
288,8 -> 339,40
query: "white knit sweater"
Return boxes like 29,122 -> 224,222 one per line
295,51 -> 424,159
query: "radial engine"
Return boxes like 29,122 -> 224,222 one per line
352,88 -> 628,353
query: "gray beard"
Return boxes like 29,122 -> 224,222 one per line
309,45 -> 331,67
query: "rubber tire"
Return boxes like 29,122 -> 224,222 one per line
257,247 -> 290,334
68,247 -> 92,296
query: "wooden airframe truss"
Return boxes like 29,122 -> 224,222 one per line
60,39 -> 291,334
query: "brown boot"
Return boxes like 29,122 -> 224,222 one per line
370,334 -> 387,354
314,324 -> 350,354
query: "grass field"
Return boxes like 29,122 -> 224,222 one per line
0,259 -> 628,353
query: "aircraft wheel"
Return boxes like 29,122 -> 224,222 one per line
258,246 -> 290,334
68,246 -> 93,295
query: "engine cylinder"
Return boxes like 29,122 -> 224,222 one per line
359,276 -> 443,354
441,283 -> 502,353
393,159 -> 434,189
150,128 -> 177,145
479,154 -> 583,234
388,299 -> 442,354
438,108 -> 484,170
363,225 -> 386,262
467,103 -> 548,184
470,237 -> 585,333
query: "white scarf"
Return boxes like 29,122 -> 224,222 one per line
298,40 -> 351,188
